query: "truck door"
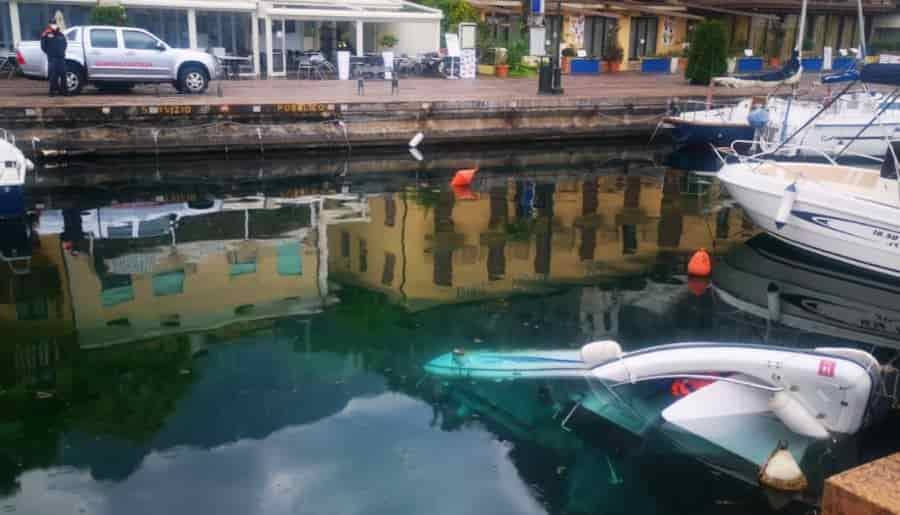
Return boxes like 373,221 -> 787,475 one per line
84,27 -> 123,79
121,29 -> 173,80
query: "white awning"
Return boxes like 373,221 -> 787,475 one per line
262,1 -> 442,21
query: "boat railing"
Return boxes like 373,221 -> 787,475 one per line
674,99 -> 745,122
729,139 -> 885,165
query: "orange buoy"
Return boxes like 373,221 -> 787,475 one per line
450,167 -> 478,187
687,248 -> 712,277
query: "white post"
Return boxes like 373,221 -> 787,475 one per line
9,0 -> 21,47
252,15 -> 260,76
265,16 -> 273,78
187,8 -> 198,49
355,20 -> 363,56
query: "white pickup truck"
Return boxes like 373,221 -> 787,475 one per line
16,25 -> 219,95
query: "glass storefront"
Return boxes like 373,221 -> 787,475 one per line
19,2 -> 90,41
197,11 -> 252,55
129,8 -> 189,48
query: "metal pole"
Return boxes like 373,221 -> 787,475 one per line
553,0 -> 562,93
857,0 -> 867,59
795,0 -> 808,52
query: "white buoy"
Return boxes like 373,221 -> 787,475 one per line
408,132 -> 424,148
408,147 -> 424,162
769,391 -> 829,439
774,183 -> 797,229
759,440 -> 809,492
766,282 -> 781,322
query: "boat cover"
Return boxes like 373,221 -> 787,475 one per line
860,63 -> 900,86
736,51 -> 801,83
822,68 -> 860,84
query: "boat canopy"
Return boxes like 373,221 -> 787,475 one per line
822,67 -> 860,84
860,63 -> 900,86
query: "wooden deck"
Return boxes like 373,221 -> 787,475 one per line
0,72 -> 824,108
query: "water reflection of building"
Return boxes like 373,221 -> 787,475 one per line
328,172 -> 747,311
0,194 -> 369,350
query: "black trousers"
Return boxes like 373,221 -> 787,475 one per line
48,57 -> 65,94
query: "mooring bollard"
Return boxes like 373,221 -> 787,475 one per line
357,79 -> 364,96
391,77 -> 399,96
217,83 -> 224,98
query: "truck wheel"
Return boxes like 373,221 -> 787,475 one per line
65,63 -> 84,95
178,65 -> 209,94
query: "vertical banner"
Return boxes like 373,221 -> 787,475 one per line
460,48 -> 476,78
382,51 -> 394,79
337,51 -> 350,80
823,46 -> 833,70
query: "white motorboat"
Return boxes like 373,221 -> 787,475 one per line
717,135 -> 900,278
425,340 -> 894,491
0,129 -> 33,218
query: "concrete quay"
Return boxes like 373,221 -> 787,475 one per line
0,74 -> 822,156
823,452 -> 900,515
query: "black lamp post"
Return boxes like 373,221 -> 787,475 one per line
536,0 -> 563,94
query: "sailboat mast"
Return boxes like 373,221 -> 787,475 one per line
857,0 -> 867,58
795,0 -> 808,52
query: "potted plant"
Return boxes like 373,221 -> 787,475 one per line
768,26 -> 785,68
502,40 -> 526,78
495,48 -> 509,78
602,33 -> 624,72
561,47 -> 576,74
685,20 -> 728,85
379,33 -> 398,50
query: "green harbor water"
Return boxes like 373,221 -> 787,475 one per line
2,143 -> 899,515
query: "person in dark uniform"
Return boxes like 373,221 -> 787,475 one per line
40,20 -> 67,97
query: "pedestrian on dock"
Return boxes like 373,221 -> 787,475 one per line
40,19 -> 67,97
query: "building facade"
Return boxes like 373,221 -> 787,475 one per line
475,0 -> 896,67
0,0 -> 442,77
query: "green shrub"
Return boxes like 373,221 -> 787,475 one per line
89,4 -> 127,26
506,39 -> 527,70
685,20 -> 728,85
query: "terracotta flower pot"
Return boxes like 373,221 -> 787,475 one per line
770,57 -> 781,68
609,61 -> 621,72
496,64 -> 509,78
561,56 -> 572,74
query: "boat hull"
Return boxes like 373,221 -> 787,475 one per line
666,118 -> 755,147
719,164 -> 900,278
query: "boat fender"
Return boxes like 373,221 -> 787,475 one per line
409,132 -> 424,148
766,282 -> 781,322
581,340 -> 623,366
687,248 -> 711,277
769,391 -> 829,439
774,183 -> 797,229
759,440 -> 809,492
748,107 -> 770,130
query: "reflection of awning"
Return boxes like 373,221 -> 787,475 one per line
264,1 -> 442,21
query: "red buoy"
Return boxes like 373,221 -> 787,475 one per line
450,167 -> 478,187
687,248 -> 712,277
